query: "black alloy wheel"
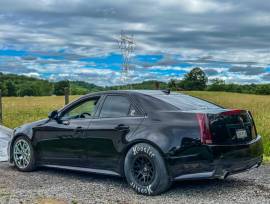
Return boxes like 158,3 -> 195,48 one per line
132,155 -> 155,186
124,143 -> 171,195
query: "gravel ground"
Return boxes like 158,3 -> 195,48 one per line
0,162 -> 270,204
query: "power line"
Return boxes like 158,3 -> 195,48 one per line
118,30 -> 135,86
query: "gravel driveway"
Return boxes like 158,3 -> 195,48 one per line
0,162 -> 269,204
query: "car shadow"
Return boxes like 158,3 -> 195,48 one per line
172,178 -> 244,190
38,166 -> 127,184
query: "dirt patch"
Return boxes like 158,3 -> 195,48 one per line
0,186 -> 11,204
35,198 -> 68,204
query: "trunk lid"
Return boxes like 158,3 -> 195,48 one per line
207,109 -> 257,145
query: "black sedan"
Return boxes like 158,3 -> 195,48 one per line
8,90 -> 263,195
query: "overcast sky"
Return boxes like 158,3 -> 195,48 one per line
1,0 -> 270,86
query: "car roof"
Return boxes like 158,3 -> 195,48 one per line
85,89 -> 172,97
84,90 -> 222,111
66,89 -> 221,113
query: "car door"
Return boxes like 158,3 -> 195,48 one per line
33,96 -> 101,167
83,94 -> 145,173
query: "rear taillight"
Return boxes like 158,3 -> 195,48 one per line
196,113 -> 212,144
221,109 -> 242,116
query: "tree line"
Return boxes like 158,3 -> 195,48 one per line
0,73 -> 104,96
1,68 -> 270,96
167,68 -> 270,95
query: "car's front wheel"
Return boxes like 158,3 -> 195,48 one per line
13,136 -> 36,172
124,143 -> 171,195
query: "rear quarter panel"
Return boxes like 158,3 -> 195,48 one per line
126,111 -> 201,156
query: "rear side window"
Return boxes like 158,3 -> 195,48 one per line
100,95 -> 138,118
153,94 -> 222,110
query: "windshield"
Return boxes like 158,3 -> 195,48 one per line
153,93 -> 222,110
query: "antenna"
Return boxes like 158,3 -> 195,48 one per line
118,30 -> 135,87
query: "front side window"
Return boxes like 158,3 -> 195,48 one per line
100,95 -> 138,118
62,97 -> 100,120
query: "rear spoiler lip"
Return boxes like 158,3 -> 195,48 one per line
178,108 -> 247,114
220,109 -> 247,116
176,108 -> 228,114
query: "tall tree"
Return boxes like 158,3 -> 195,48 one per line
179,67 -> 208,90
54,80 -> 70,96
0,81 -> 8,96
6,80 -> 17,96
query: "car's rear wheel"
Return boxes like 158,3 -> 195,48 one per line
124,143 -> 171,195
13,136 -> 36,172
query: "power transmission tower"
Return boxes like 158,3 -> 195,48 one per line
118,30 -> 135,88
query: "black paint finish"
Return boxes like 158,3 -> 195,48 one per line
9,90 -> 263,179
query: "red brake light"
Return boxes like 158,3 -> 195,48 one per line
221,109 -> 242,116
196,113 -> 212,144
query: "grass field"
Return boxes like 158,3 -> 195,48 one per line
2,95 -> 80,129
2,91 -> 270,157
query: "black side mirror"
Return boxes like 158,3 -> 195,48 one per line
48,110 -> 59,120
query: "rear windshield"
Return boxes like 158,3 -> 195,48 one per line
152,93 -> 222,110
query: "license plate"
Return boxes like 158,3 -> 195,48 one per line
236,129 -> 247,139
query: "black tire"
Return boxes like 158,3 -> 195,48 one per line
12,136 -> 36,172
124,143 -> 171,195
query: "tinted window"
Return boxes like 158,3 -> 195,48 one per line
100,95 -> 136,118
62,97 -> 100,119
135,94 -> 178,111
153,94 -> 222,110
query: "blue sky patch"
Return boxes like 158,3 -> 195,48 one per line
80,53 -> 122,64
135,54 -> 163,63
0,49 -> 28,57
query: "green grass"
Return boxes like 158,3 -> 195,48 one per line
2,91 -> 270,157
3,95 -> 79,128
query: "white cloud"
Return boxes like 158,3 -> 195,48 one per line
160,0 -> 234,14
22,72 -> 41,78
0,0 -> 270,85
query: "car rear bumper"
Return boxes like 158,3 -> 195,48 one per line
168,135 -> 263,180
